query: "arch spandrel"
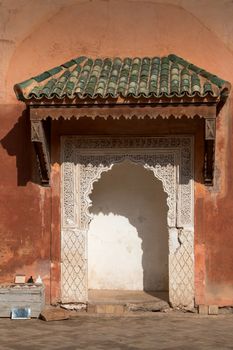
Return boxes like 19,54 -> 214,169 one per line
78,153 -> 177,231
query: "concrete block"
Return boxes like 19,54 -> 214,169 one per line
0,284 -> 45,318
198,304 -> 208,315
208,305 -> 218,315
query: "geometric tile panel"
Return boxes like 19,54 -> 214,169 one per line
169,229 -> 194,308
61,229 -> 87,302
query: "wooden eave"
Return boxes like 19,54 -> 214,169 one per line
29,96 -> 221,187
29,99 -> 218,121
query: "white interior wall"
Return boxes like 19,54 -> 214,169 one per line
88,161 -> 169,291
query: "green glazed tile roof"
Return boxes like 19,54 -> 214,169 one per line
14,54 -> 230,101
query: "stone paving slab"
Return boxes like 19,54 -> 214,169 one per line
88,290 -> 169,304
1,314 -> 233,349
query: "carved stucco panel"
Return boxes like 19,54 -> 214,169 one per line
61,228 -> 87,302
168,228 -> 194,307
61,136 -> 194,306
178,139 -> 194,227
77,152 -> 177,230
62,138 -> 76,227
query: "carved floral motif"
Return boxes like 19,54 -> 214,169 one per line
61,136 -> 194,306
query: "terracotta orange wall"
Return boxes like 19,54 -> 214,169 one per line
1,0 -> 233,305
0,104 -> 52,300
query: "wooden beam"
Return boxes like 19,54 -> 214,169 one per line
204,118 -> 216,186
29,103 -> 218,187
29,104 -> 217,121
30,117 -> 50,185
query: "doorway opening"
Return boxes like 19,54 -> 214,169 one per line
61,135 -> 194,307
88,160 -> 169,300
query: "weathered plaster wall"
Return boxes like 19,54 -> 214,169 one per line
88,161 -> 169,291
0,104 -> 51,297
0,0 -> 233,305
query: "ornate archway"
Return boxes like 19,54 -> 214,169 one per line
61,135 -> 194,307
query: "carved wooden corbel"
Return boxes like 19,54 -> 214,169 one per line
31,118 -> 50,185
204,118 -> 216,186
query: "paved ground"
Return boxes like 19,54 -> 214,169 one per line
1,313 -> 233,349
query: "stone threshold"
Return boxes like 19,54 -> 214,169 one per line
60,290 -> 171,315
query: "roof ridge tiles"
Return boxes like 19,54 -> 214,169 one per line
123,57 -> 133,98
96,58 -> 112,97
111,57 -> 123,98
75,58 -> 94,97
168,53 -> 227,88
135,57 -> 143,97
92,58 -> 105,97
145,57 -> 152,97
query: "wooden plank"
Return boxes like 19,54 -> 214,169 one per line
40,308 -> 70,321
30,104 -> 217,121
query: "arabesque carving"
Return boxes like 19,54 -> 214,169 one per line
61,136 -> 194,307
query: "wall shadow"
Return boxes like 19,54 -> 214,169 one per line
1,115 -> 201,187
0,109 -> 41,186
89,160 -> 169,295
